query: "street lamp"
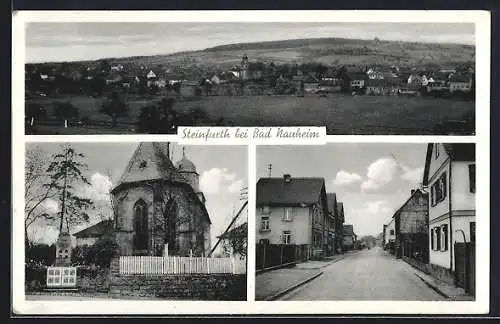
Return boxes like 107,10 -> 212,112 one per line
455,229 -> 468,291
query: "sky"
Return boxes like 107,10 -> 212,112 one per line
256,143 -> 428,237
25,22 -> 475,63
25,142 -> 248,253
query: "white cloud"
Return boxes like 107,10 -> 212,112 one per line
80,172 -> 113,202
228,179 -> 244,194
200,168 -> 238,195
401,167 -> 424,184
333,171 -> 362,185
361,157 -> 401,192
361,200 -> 393,214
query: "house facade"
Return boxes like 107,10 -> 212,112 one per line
393,189 -> 429,262
325,193 -> 338,257
256,174 -> 329,259
111,143 -> 211,257
336,202 -> 345,253
422,143 -> 475,283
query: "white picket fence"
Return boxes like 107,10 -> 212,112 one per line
119,256 -> 246,275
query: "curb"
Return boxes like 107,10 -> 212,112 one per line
256,262 -> 297,275
297,255 -> 346,270
414,273 -> 450,299
265,271 -> 323,301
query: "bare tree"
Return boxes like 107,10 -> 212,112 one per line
24,145 -> 56,245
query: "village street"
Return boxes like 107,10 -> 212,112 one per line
279,247 -> 445,301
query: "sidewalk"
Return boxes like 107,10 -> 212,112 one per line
255,253 -> 348,300
412,268 -> 475,301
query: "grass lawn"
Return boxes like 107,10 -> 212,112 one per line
27,94 -> 475,135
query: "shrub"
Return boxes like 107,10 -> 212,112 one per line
53,101 -> 79,121
90,234 -> 118,267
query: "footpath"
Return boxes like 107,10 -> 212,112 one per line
255,252 -> 351,301
411,266 -> 475,301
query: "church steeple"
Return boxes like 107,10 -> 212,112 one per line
175,147 -> 199,192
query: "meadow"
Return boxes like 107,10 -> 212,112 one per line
26,94 -> 474,135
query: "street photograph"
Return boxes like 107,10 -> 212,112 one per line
24,142 -> 248,300
24,22 -> 475,135
255,143 -> 476,301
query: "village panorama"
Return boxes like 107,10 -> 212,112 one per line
25,30 -> 475,135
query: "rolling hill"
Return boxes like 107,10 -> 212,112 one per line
108,37 -> 475,69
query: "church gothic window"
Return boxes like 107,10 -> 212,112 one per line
133,199 -> 148,251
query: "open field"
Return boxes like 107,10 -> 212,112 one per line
26,94 -> 474,135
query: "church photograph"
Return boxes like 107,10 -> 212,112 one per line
24,141 -> 248,300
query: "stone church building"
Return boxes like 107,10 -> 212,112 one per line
111,142 -> 211,257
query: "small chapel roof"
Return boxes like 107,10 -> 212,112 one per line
112,142 -> 187,193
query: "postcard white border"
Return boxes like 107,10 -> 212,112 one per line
12,10 -> 490,315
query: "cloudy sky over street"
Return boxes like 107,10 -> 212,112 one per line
25,142 -> 247,248
256,143 -> 428,237
25,22 -> 475,63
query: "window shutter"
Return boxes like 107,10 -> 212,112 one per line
430,228 -> 434,250
443,225 -> 448,251
442,173 -> 447,199
436,227 -> 441,250
469,164 -> 476,193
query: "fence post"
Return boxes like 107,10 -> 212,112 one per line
231,256 -> 236,274
262,244 -> 266,270
30,117 -> 34,126
207,257 -> 210,274
64,120 -> 68,128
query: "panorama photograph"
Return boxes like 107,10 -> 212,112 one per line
24,22 -> 475,135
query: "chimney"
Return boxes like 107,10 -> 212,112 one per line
283,174 -> 292,183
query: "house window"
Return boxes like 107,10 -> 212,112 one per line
435,144 -> 440,159
283,208 -> 293,221
470,222 -> 476,242
389,229 -> 395,235
441,224 -> 448,251
435,227 -> 441,251
431,172 -> 447,206
282,231 -> 292,244
261,216 -> 270,231
469,164 -> 476,193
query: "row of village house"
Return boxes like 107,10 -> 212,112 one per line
26,54 -> 474,97
255,174 -> 359,265
382,143 -> 476,294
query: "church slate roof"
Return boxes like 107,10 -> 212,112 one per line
112,142 -> 187,193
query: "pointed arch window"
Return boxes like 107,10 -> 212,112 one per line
133,199 -> 148,251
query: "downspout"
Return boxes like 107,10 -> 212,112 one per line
448,159 -> 453,271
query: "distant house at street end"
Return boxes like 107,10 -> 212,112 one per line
383,218 -> 396,251
72,219 -> 114,247
343,224 -> 357,251
256,174 -> 330,260
423,143 -> 475,286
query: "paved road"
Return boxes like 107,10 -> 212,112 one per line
281,247 -> 445,301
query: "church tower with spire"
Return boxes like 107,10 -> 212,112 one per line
176,147 -> 199,191
241,53 -> 250,81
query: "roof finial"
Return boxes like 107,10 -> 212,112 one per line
182,146 -> 186,158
